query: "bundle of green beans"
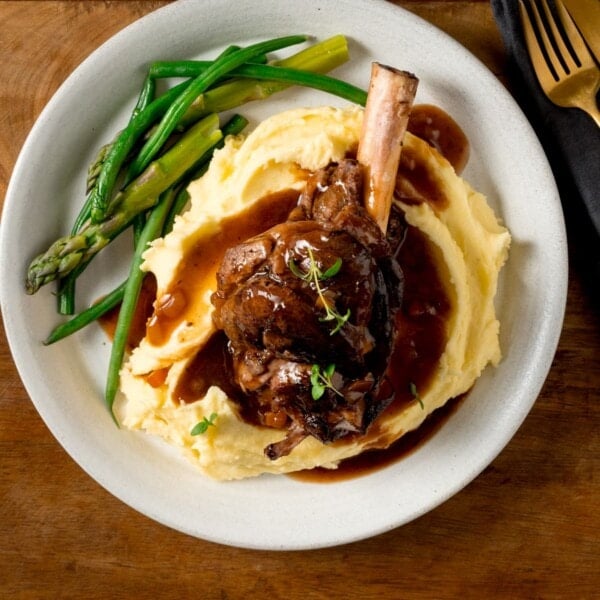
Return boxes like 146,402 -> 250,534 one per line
24,34 -> 368,411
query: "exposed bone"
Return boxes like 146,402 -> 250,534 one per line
357,63 -> 419,233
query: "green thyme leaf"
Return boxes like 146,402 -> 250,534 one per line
191,412 -> 218,435
288,258 -> 310,281
312,384 -> 326,401
288,249 -> 350,335
321,256 -> 343,279
310,363 -> 342,400
310,364 -> 326,399
319,306 -> 351,335
310,364 -> 321,386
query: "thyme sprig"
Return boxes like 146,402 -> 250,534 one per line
288,247 -> 351,335
310,363 -> 343,400
191,412 -> 218,435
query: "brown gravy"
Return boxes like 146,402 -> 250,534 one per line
394,105 -> 469,212
408,104 -> 470,174
174,220 -> 452,481
107,104 -> 468,481
291,393 -> 465,483
174,222 -> 449,405
173,330 -> 241,404
98,275 -> 157,350
145,190 -> 299,347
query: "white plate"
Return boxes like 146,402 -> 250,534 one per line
0,0 -> 567,550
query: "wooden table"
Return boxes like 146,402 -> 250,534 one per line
1,2 -> 598,598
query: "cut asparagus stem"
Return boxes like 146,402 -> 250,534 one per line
177,34 -> 356,128
357,63 -> 418,233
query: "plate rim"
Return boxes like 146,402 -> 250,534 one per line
0,0 -> 567,550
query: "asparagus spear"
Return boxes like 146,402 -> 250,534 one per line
26,36 -> 355,298
58,73 -> 159,316
25,114 -> 222,295
108,34 -> 308,218
43,114 -> 249,344
85,140 -> 113,196
176,34 -> 359,127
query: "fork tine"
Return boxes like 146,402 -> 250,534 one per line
538,0 -> 577,75
519,0 -> 557,86
554,0 -> 596,69
532,0 -> 564,80
519,0 -> 600,125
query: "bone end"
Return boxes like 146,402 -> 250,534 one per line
357,63 -> 419,233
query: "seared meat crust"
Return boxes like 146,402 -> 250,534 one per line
211,159 -> 404,459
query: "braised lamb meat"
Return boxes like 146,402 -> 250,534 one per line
211,159 -> 405,459
211,64 -> 418,460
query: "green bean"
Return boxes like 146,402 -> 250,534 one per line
130,74 -> 158,248
105,186 -> 177,412
88,79 -> 192,224
59,74 -> 159,315
131,73 -> 156,121
44,113 -> 248,342
148,52 -> 268,79
228,63 -> 366,105
132,213 -> 147,247
45,281 -> 127,345
177,34 -> 352,127
128,35 -> 308,179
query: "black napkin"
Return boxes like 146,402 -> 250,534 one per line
492,0 -> 600,297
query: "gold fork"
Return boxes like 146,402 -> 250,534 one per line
519,0 -> 600,126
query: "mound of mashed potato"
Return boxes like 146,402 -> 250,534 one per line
113,105 -> 510,480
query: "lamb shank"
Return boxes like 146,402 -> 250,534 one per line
211,64 -> 418,459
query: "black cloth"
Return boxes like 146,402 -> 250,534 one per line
492,0 -> 600,298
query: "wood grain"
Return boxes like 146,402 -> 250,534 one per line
1,2 -> 598,598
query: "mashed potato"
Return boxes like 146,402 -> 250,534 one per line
113,105 -> 510,480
